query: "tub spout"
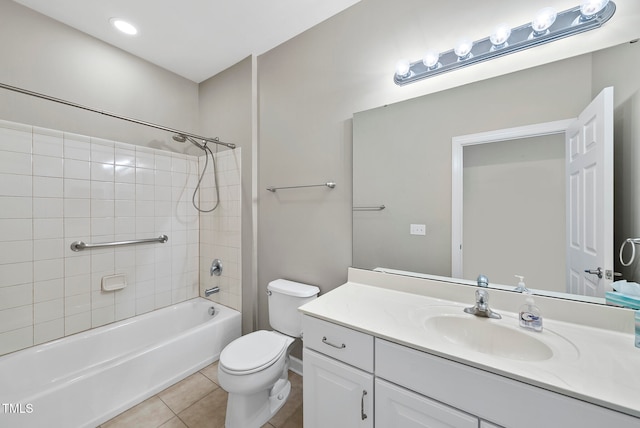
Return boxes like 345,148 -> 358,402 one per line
205,287 -> 220,297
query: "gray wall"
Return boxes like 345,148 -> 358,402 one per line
0,0 -> 199,153
199,57 -> 254,334
352,56 -> 590,280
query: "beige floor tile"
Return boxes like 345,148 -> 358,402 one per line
159,416 -> 188,428
178,387 -> 228,428
199,361 -> 220,385
101,396 -> 175,428
267,371 -> 303,427
278,405 -> 303,428
158,372 -> 218,414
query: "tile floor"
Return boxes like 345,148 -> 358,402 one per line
98,362 -> 302,428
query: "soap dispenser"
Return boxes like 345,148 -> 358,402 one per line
519,293 -> 543,332
514,275 -> 529,293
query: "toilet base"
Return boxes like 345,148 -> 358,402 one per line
224,377 -> 291,428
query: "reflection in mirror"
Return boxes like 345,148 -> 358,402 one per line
353,41 -> 640,305
461,134 -> 566,291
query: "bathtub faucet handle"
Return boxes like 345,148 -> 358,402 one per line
205,287 -> 220,297
211,259 -> 222,276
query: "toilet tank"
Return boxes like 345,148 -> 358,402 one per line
268,279 -> 320,337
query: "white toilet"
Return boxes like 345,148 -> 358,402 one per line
218,279 -> 319,428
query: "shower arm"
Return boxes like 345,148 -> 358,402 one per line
0,82 -> 236,150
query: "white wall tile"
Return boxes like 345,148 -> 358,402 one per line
65,293 -> 90,316
91,162 -> 114,182
136,295 -> 155,314
33,238 -> 64,261
0,122 -> 32,154
33,197 -> 64,218
34,318 -> 64,345
115,165 -> 136,184
0,196 -> 32,219
65,274 -> 90,297
91,217 -> 115,237
64,158 -> 91,180
34,218 -> 64,239
135,200 -> 155,217
91,181 -> 114,200
64,178 -> 91,199
34,299 -> 63,323
64,198 -> 91,218
136,168 -> 154,185
0,305 -> 32,333
65,255 -> 91,277
65,311 -> 91,335
91,199 -> 114,218
0,173 -> 32,197
114,299 -> 135,322
33,177 -> 63,198
0,262 -> 33,287
0,240 -> 32,264
33,127 -> 63,158
63,134 -> 91,161
135,147 -> 155,169
34,278 -> 64,303
155,153 -> 172,171
33,259 -> 64,283
0,327 -> 33,355
136,184 -> 154,200
115,143 -> 135,166
0,283 -> 32,310
115,182 -> 135,200
92,305 -> 115,328
0,151 -> 31,175
64,218 -> 91,239
0,219 -> 32,242
115,200 -> 135,217
91,139 -> 114,164
33,154 -> 63,177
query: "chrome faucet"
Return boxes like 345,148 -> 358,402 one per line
205,286 -> 220,297
464,275 -> 501,319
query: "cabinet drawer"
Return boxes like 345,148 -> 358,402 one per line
302,315 -> 373,372
376,339 -> 640,428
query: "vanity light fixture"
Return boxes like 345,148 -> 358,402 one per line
394,1 -> 616,86
110,18 -> 138,36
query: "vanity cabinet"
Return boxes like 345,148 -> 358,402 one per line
302,315 -> 639,428
302,316 -> 374,428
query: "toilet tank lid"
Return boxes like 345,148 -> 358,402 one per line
268,279 -> 320,297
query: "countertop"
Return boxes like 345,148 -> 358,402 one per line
298,272 -> 640,419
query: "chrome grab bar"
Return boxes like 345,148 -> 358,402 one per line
267,181 -> 336,192
70,234 -> 168,252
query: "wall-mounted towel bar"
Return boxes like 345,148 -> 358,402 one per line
353,205 -> 386,211
267,181 -> 336,192
70,235 -> 168,252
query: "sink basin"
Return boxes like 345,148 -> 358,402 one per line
424,315 -> 553,361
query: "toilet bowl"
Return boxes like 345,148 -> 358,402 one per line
217,279 -> 319,428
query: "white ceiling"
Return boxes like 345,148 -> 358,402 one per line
12,0 -> 361,83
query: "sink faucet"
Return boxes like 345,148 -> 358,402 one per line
464,276 -> 501,319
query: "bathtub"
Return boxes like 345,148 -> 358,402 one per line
0,297 -> 241,428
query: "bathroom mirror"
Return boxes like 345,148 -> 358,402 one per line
353,40 -> 640,304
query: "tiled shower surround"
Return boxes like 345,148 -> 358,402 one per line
0,119 -> 241,356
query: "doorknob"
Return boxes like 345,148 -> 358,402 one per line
584,267 -> 603,279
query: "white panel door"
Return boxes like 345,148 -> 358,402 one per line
566,87 -> 614,297
303,348 -> 373,428
376,378 -> 478,428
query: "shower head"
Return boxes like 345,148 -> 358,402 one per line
173,134 -> 206,150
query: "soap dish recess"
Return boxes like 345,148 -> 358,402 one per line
102,274 -> 127,291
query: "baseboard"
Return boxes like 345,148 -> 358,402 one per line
289,355 -> 303,376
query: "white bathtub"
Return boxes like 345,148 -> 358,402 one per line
0,298 -> 241,428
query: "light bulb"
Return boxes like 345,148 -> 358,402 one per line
454,38 -> 473,60
531,7 -> 557,35
580,0 -> 609,19
110,18 -> 138,35
490,23 -> 512,48
422,50 -> 440,69
395,60 -> 411,78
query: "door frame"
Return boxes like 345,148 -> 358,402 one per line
451,119 -> 575,278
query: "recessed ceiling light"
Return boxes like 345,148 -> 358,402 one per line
109,18 -> 138,36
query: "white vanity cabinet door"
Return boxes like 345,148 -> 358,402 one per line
303,348 -> 373,428
376,378 -> 478,428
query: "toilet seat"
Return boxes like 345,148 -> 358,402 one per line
219,331 -> 290,375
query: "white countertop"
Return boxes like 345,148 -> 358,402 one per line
299,273 -> 640,419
